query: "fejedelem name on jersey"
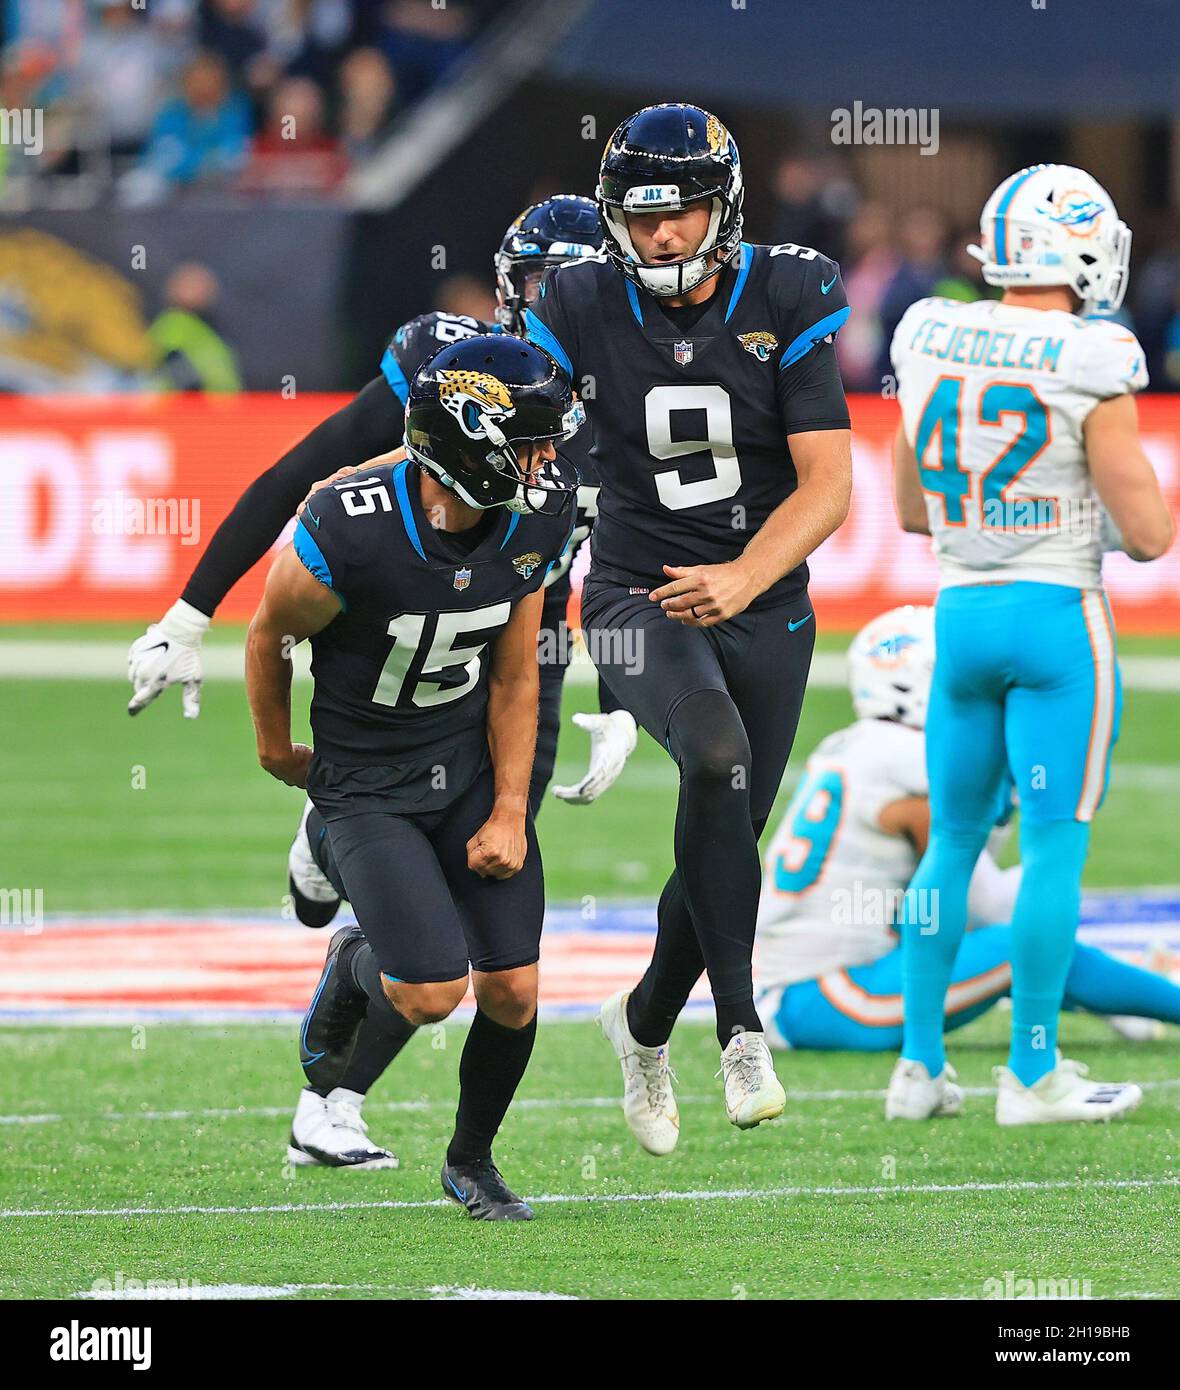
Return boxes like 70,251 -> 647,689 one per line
904,316 -> 1065,373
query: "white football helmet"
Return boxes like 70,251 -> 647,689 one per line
967,164 -> 1131,316
848,605 -> 935,730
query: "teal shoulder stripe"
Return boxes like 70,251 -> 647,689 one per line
624,279 -> 644,326
724,243 -> 753,322
778,305 -> 851,369
392,460 -> 428,561
379,346 -> 410,405
294,518 -> 332,588
294,518 -> 346,609
524,309 -> 574,377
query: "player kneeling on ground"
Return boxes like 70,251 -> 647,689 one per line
246,335 -> 578,1219
754,606 -> 1180,1114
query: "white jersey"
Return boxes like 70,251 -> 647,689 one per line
891,297 -> 1148,589
756,719 -> 925,988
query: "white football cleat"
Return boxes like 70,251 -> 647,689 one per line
994,1058 -> 1143,1126
596,990 -> 680,1155
286,1087 -> 399,1168
717,1030 -> 786,1129
551,710 -> 638,804
288,799 -> 342,928
884,1058 -> 964,1121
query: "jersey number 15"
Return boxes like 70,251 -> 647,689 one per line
372,604 -> 511,708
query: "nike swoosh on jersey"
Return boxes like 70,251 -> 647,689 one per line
788,613 -> 814,631
820,275 -> 837,295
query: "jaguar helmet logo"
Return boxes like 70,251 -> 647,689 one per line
705,114 -> 729,160
738,331 -> 779,362
437,370 -> 516,441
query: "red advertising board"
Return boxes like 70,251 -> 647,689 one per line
1,393 -> 1178,631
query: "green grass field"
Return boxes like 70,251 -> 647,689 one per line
2,626 -> 1179,1300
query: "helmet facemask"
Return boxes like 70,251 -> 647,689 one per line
495,244 -> 601,334
600,185 -> 741,298
407,401 -> 580,514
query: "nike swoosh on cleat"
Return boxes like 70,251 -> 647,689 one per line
788,613 -> 814,631
445,1176 -> 468,1203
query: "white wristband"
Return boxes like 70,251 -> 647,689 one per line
158,598 -> 211,646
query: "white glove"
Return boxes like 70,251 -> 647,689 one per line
127,599 -> 210,719
551,709 -> 638,805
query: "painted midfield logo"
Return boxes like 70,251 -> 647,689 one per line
673,340 -> 694,366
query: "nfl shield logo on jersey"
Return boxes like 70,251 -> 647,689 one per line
453,566 -> 472,591
673,339 -> 694,366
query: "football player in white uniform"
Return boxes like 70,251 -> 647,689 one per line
888,166 -> 1174,1125
754,607 -> 1180,1082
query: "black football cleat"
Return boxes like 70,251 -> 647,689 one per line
441,1158 -> 535,1221
299,925 -> 367,1088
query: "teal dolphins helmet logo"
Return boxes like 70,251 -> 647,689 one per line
848,605 -> 935,730
967,163 -> 1131,315
1041,195 -> 1104,229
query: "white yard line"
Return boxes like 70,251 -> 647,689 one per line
2,1078 -> 1177,1129
5,1175 -> 1179,1221
77,1281 -> 577,1301
4,642 -> 1180,691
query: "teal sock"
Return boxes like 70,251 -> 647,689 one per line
901,826 -> 985,1077
1007,820 -> 1090,1087
1065,942 -> 1180,1024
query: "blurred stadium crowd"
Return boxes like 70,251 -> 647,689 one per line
766,152 -> 1180,394
1,0 -> 512,201
3,3 -> 1180,393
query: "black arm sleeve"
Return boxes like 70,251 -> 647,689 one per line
181,377 -> 404,616
775,340 -> 851,435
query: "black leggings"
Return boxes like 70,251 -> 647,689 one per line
581,581 -> 815,1044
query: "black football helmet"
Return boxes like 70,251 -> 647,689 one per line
493,194 -> 604,333
404,334 -> 579,513
596,103 -> 744,298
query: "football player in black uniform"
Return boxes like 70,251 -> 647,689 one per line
125,198 -> 634,1168
246,335 -> 577,1220
125,195 -> 632,816
527,104 -> 853,1150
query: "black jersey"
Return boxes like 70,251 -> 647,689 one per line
380,311 -> 491,405
540,415 -> 598,598
526,242 -> 850,608
293,460 -> 574,768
